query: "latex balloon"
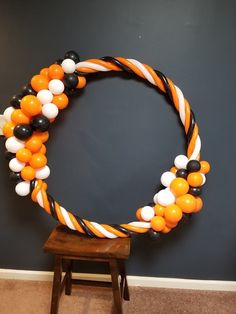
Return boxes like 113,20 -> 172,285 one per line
176,169 -> 188,179
31,75 -> 49,92
20,95 -> 42,116
37,90 -> 53,104
151,216 -> 166,232
35,165 -> 50,179
140,206 -> 155,222
174,155 -> 189,169
61,59 -> 76,74
13,124 -> 33,140
63,74 -> 78,89
160,171 -> 176,187
5,136 -> 24,153
48,64 -> 64,80
170,178 -> 189,196
149,229 -> 160,239
187,160 -> 201,172
164,204 -> 183,223
9,171 -> 21,182
9,158 -> 25,172
15,181 -> 30,196
153,188 -> 175,206
42,103 -> 59,119
10,95 -> 21,109
22,84 -> 37,96
189,187 -> 202,196
32,115 -> 50,132
48,79 -> 64,95
4,107 -> 15,121
64,50 -> 80,63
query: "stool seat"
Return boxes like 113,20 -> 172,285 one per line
44,224 -> 131,314
44,225 -> 130,259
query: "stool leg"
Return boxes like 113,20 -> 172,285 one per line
119,260 -> 130,301
109,259 -> 123,314
65,259 -> 73,295
50,255 -> 62,314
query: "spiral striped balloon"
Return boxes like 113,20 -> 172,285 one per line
1,52 -> 210,238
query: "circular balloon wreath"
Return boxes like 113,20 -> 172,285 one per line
0,51 -> 210,239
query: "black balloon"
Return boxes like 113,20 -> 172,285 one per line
189,187 -> 202,196
10,95 -> 21,108
55,59 -> 63,65
9,171 -> 21,182
64,50 -> 80,63
63,74 -> 78,89
64,87 -> 79,96
176,169 -> 188,179
5,151 -> 15,161
32,115 -> 50,132
149,229 -> 160,239
14,124 -> 33,140
187,160 -> 201,172
22,84 -> 36,96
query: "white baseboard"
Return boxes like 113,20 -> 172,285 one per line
0,268 -> 235,292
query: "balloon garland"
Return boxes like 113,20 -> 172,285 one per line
0,51 -> 210,239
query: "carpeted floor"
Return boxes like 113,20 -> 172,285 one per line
0,279 -> 235,314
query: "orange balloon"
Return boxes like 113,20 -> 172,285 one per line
170,166 -> 177,174
25,136 -> 42,153
34,131 -> 49,143
200,161 -> 210,174
170,178 -> 189,196
53,93 -> 69,110
20,95 -> 42,116
29,153 -> 47,169
11,109 -> 30,124
21,166 -> 36,181
31,74 -> 49,92
77,76 -> 87,89
164,204 -> 183,223
40,68 -> 49,78
154,204 -> 165,217
38,144 -> 47,154
48,64 -> 64,80
136,208 -> 144,221
2,121 -> 15,138
176,194 -> 196,213
165,220 -> 178,228
194,197 -> 203,212
151,216 -> 166,232
162,226 -> 171,234
187,172 -> 203,187
16,148 -> 32,163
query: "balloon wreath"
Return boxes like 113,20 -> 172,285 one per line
0,51 -> 210,239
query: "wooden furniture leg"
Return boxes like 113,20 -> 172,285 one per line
64,259 -> 73,295
50,255 -> 62,314
109,259 -> 122,314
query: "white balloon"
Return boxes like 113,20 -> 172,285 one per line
153,188 -> 175,206
42,103 -> 59,119
174,154 -> 189,169
9,158 -> 25,172
200,173 -> 206,185
48,79 -> 64,95
3,107 -> 14,121
61,58 -> 76,74
0,115 -> 6,135
15,181 -> 30,196
161,171 -> 176,187
5,136 -> 24,153
35,165 -> 50,179
37,89 -> 53,104
140,206 -> 155,222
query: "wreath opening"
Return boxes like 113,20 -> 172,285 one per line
0,51 -> 210,239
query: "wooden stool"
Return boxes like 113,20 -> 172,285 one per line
44,225 -> 131,314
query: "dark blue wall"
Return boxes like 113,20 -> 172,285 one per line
0,0 -> 235,280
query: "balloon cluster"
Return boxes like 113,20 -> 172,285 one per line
0,53 -> 211,239
137,155 -> 210,234
1,51 -> 86,196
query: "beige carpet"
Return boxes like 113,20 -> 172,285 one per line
0,279 -> 235,314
